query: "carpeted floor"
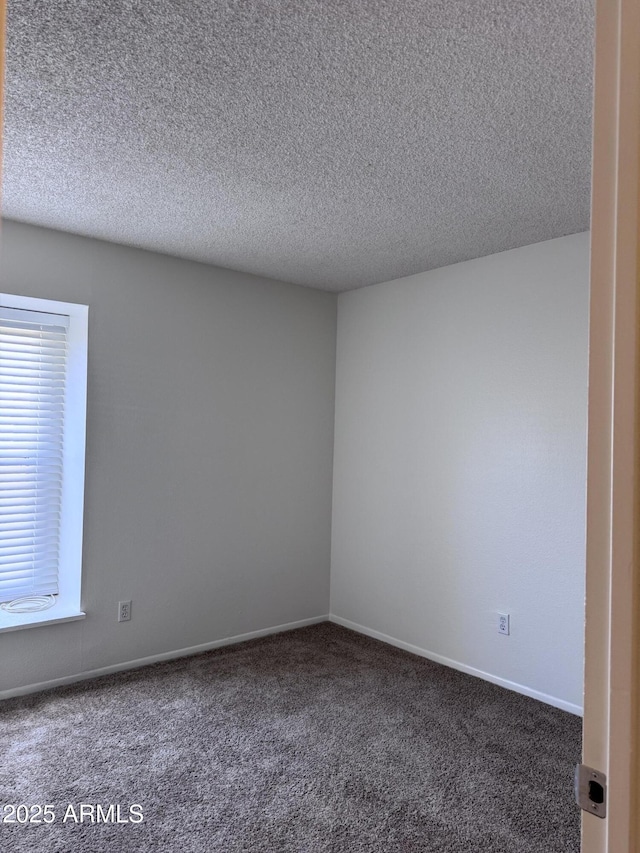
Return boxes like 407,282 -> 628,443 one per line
1,622 -> 581,852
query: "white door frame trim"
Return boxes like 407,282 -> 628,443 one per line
582,0 -> 640,849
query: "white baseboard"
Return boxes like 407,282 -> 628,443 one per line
2,612 -> 584,716
0,614 -> 329,702
329,614 -> 583,717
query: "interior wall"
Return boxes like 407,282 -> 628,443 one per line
330,233 -> 590,713
0,223 -> 590,711
0,220 -> 337,695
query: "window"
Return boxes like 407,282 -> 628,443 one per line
0,293 -> 88,631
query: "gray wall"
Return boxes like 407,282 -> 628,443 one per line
330,233 -> 589,713
0,221 -> 337,693
0,223 -> 589,712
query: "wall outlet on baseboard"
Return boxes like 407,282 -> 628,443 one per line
118,600 -> 132,622
498,612 -> 510,635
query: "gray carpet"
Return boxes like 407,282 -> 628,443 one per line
1,622 -> 581,852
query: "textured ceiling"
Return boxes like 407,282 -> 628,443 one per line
2,1 -> 594,292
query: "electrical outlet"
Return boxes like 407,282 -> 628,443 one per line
498,612 -> 510,635
118,600 -> 132,622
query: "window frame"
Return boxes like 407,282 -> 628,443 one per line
0,292 -> 88,632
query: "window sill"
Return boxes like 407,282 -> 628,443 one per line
0,606 -> 86,634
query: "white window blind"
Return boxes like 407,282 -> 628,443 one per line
0,305 -> 70,603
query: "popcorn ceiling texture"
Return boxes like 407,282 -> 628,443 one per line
2,1 -> 594,292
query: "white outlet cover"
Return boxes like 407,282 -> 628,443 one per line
498,613 -> 510,635
118,600 -> 132,622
